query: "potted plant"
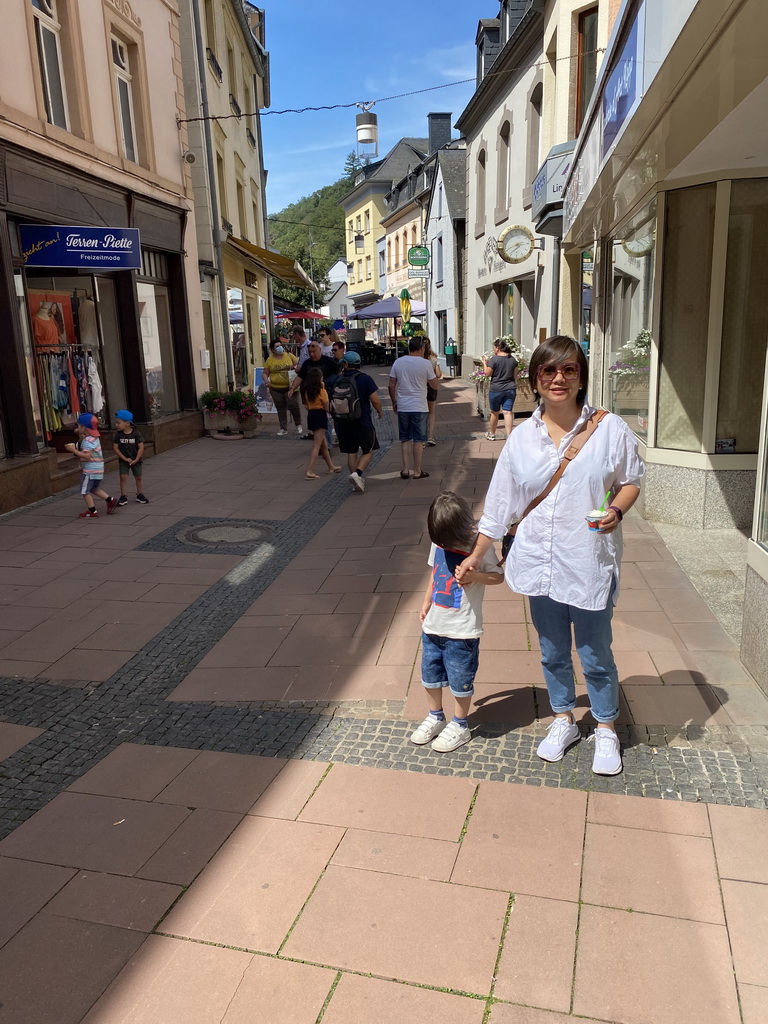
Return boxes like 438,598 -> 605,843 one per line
199,389 -> 262,438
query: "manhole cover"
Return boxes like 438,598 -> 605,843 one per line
178,522 -> 271,547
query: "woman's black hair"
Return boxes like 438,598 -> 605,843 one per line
427,491 -> 477,552
269,338 -> 283,352
304,366 -> 323,402
494,338 -> 511,355
528,335 -> 589,406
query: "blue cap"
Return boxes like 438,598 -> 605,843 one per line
115,409 -> 134,423
343,350 -> 361,365
77,413 -> 99,435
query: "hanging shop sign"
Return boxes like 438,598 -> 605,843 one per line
408,268 -> 430,278
19,225 -> 142,270
408,245 -> 430,267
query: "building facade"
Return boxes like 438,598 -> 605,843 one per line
0,0 -> 208,513
424,147 -> 467,361
558,0 -> 768,688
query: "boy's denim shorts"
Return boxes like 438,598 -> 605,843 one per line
421,632 -> 480,697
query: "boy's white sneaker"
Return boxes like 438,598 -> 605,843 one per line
276,429 -> 287,436
536,717 -> 580,762
588,728 -> 623,775
410,715 -> 446,745
349,471 -> 365,493
431,721 -> 471,752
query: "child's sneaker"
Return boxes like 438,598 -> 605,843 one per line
117,495 -> 128,507
431,720 -> 471,752
106,497 -> 118,515
276,429 -> 287,436
410,715 -> 446,745
79,508 -> 98,518
536,717 -> 580,762
136,493 -> 149,504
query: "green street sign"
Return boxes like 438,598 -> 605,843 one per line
408,245 -> 430,267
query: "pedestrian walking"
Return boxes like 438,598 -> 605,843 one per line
482,339 -> 518,440
388,336 -> 439,479
330,350 -> 382,493
263,339 -> 302,436
112,410 -> 149,505
456,335 -> 645,775
411,491 -> 503,752
422,337 -> 443,447
302,367 -> 340,480
65,413 -> 117,519
288,341 -> 339,441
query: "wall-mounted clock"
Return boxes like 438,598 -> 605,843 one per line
497,224 -> 535,264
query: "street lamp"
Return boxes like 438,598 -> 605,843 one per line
354,232 -> 365,252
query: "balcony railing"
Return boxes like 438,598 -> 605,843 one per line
246,127 -> 256,149
229,94 -> 242,120
206,48 -> 223,82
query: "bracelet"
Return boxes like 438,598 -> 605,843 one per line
607,505 -> 623,522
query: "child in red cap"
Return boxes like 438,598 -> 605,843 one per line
65,414 -> 117,518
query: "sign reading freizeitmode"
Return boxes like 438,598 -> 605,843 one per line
19,225 -> 141,270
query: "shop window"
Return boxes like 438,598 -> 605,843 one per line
435,310 -> 447,354
436,235 -> 444,285
138,280 -> 178,419
111,36 -> 138,163
31,0 -> 69,130
576,7 -> 599,135
657,185 -> 717,451
716,179 -> 768,453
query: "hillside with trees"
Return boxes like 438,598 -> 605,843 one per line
267,152 -> 361,308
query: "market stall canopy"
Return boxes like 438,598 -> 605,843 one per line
226,235 -> 317,291
353,296 -> 426,319
277,311 -> 325,319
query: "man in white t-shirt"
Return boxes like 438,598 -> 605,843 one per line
388,337 -> 438,479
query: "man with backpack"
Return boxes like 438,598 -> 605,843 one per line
330,351 -> 382,493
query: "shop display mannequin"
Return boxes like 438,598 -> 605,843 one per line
78,296 -> 99,348
33,302 -> 59,346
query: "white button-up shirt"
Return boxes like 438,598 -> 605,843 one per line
477,404 -> 645,612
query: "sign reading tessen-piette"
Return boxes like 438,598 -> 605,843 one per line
19,225 -> 142,270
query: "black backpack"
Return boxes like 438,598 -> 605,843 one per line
331,371 -> 362,421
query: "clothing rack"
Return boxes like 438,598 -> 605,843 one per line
33,344 -> 103,435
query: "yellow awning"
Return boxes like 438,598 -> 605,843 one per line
226,235 -> 316,291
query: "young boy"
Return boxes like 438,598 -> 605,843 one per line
412,491 -> 503,752
65,413 -> 117,519
112,410 -> 149,505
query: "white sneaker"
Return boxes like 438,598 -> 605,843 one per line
588,728 -> 623,775
295,424 -> 303,434
536,717 -> 581,762
410,715 -> 446,745
349,471 -> 365,493
431,720 -> 471,752
276,429 -> 287,436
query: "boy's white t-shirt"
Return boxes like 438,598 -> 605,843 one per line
423,543 -> 499,639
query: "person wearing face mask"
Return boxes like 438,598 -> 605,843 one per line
263,337 -> 302,436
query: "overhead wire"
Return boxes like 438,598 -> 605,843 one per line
178,47 -> 605,126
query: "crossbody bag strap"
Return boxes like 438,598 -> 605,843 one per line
512,409 -> 608,532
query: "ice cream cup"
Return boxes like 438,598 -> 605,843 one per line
585,510 -> 606,531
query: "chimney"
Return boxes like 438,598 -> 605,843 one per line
428,112 -> 452,154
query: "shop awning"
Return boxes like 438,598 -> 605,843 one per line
226,235 -> 317,291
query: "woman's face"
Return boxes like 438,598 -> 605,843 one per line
536,359 -> 582,408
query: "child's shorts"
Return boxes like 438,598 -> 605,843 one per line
119,461 -> 143,477
81,475 -> 103,495
421,632 -> 479,697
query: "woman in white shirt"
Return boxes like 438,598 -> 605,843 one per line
456,336 -> 644,776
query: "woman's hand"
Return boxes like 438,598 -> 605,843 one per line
597,509 -> 621,534
454,554 -> 479,583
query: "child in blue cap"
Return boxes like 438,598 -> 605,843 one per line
65,414 -> 118,518
113,410 -> 148,505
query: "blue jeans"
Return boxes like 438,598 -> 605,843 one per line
421,632 -> 479,697
528,588 -> 619,723
398,411 -> 428,443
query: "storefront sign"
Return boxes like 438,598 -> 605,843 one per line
408,268 -> 430,278
532,142 -> 575,221
601,16 -> 639,158
408,246 -> 430,267
19,225 -> 141,270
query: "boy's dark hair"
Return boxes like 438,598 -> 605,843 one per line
304,366 -> 323,402
408,337 -> 425,353
528,334 -> 589,405
427,491 -> 477,552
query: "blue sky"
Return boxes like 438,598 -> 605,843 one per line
261,0 -> 491,212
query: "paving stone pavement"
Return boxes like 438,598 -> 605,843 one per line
2,377 -> 768,845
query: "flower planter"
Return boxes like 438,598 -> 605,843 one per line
202,411 -> 257,438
